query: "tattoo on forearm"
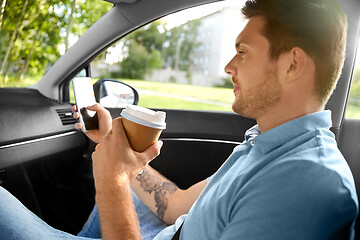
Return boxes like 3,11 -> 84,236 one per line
136,167 -> 178,220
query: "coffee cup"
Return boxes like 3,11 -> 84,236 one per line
120,105 -> 166,152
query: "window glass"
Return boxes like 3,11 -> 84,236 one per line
0,1 -> 112,88
92,0 -> 247,111
345,41 -> 360,119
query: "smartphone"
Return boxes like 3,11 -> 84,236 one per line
72,77 -> 99,132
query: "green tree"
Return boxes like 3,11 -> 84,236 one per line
0,0 -> 112,86
124,20 -> 166,53
119,20 -> 165,79
0,0 -> 7,31
118,19 -> 201,79
349,66 -> 360,98
162,19 -> 201,71
0,0 -> 30,82
120,41 -> 162,79
149,48 -> 162,69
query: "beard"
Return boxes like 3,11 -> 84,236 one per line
232,65 -> 281,119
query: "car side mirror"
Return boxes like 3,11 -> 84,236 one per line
93,79 -> 139,108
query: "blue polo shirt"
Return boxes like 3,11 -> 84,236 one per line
154,111 -> 358,240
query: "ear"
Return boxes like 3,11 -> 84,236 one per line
285,47 -> 308,81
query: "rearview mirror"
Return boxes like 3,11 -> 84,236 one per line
93,79 -> 139,108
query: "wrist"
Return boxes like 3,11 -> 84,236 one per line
95,172 -> 131,197
116,172 -> 131,186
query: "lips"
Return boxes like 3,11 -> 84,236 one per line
232,78 -> 239,95
233,83 -> 239,95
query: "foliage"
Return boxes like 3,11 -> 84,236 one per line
216,76 -> 233,89
118,19 -> 201,79
0,0 -> 112,85
119,41 -> 162,79
119,20 -> 165,79
0,0 -> 202,85
126,20 -> 166,53
162,19 -> 201,71
349,66 -> 360,98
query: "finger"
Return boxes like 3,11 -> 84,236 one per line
111,118 -> 131,147
75,122 -> 82,130
72,105 -> 77,112
142,140 -> 163,162
95,143 -> 102,152
112,117 -> 126,135
73,111 -> 80,119
87,103 -> 111,119
104,129 -> 113,138
91,151 -> 97,162
87,103 -> 105,113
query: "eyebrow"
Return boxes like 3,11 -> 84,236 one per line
235,40 -> 251,49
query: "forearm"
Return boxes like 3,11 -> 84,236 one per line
92,118 -> 165,239
131,166 -> 179,224
131,166 -> 204,225
96,175 -> 141,240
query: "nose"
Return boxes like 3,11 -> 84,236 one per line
224,56 -> 237,76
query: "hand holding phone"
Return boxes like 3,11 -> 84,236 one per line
72,77 -> 99,132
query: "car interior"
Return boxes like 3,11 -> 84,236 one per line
0,0 -> 359,237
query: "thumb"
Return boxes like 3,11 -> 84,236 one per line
87,103 -> 102,112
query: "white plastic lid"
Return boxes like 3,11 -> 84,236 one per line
121,105 -> 166,129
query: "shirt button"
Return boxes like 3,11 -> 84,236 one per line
250,140 -> 256,146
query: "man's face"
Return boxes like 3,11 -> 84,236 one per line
225,16 -> 282,119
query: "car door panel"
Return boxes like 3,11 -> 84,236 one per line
0,88 -> 94,234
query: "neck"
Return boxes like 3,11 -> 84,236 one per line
256,100 -> 323,133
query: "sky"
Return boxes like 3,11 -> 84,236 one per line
163,0 -> 244,29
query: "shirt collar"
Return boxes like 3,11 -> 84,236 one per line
244,124 -> 261,141
245,110 -> 332,154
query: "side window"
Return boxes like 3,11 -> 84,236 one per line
92,0 -> 246,111
0,1 -> 112,88
345,42 -> 360,119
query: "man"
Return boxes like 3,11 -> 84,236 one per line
74,0 -> 359,239
0,0 -> 357,239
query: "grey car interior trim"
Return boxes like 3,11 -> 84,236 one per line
0,131 -> 78,150
161,138 -> 242,145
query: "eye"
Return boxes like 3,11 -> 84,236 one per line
237,50 -> 246,58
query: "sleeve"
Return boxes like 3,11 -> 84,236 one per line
218,160 -> 358,240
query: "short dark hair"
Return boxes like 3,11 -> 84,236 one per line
242,0 -> 348,105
